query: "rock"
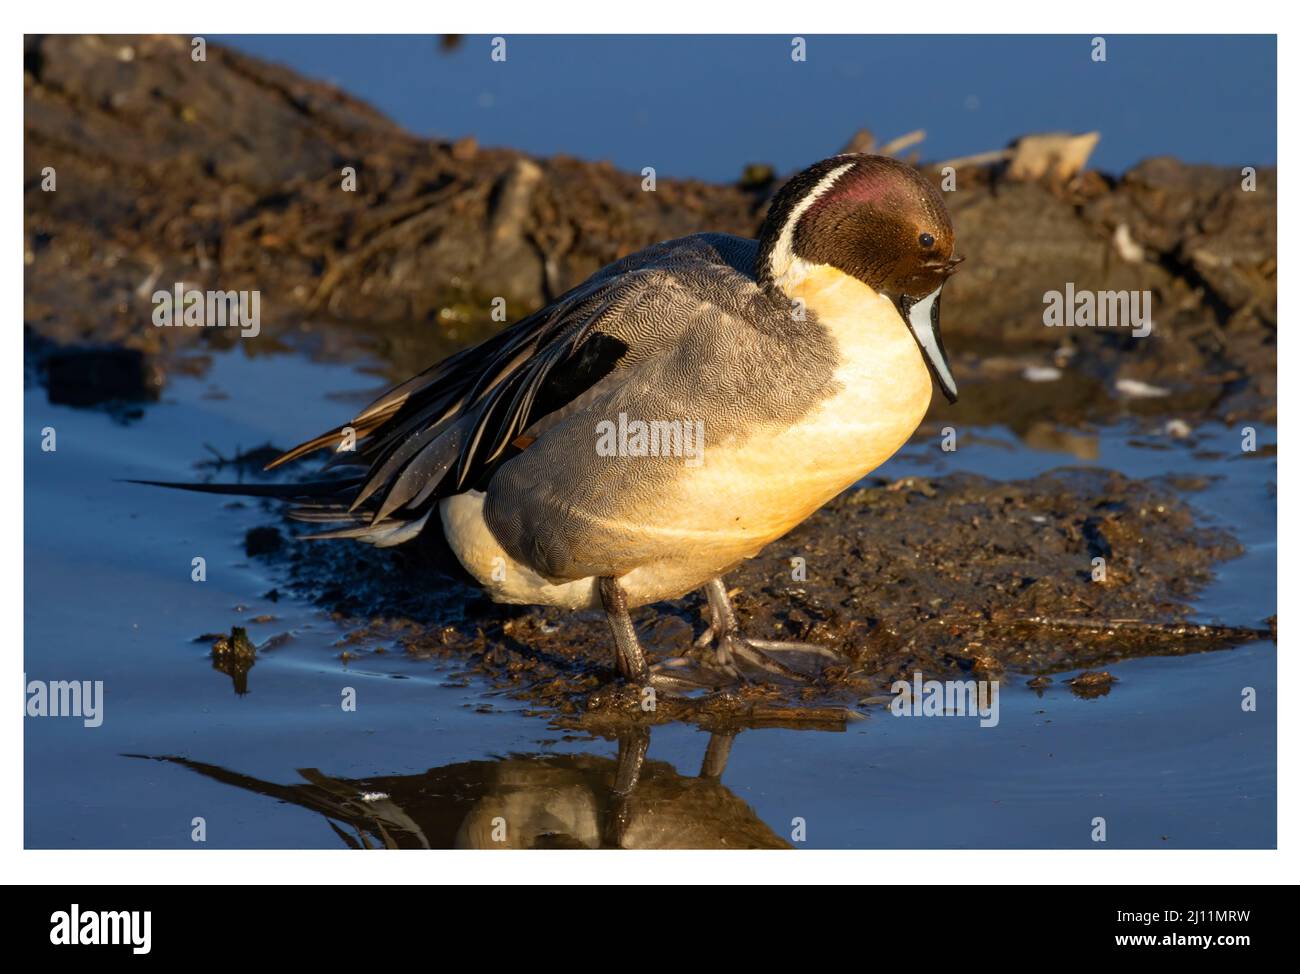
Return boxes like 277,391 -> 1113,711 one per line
1067,670 -> 1116,698
940,179 -> 1166,345
1006,131 -> 1100,182
1085,157 -> 1276,326
22,36 -> 1275,424
450,135 -> 478,161
210,625 -> 256,695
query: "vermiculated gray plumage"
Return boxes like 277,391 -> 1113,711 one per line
281,232 -> 840,563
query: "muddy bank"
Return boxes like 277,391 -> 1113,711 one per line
24,34 -> 1274,730
25,35 -> 1275,424
223,466 -> 1266,729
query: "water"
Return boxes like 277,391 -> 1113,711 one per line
218,35 -> 1277,180
24,343 -> 1275,849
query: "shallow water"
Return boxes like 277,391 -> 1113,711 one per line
24,343 -> 1276,849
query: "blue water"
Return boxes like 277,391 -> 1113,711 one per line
23,345 -> 1276,848
219,34 -> 1277,180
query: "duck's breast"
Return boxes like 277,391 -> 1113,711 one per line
641,266 -> 934,560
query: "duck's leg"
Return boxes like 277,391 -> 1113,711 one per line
699,731 -> 736,779
603,727 -> 650,848
598,576 -> 649,682
695,576 -> 840,682
602,577 -> 716,693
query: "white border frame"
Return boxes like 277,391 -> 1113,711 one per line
8,1 -> 1288,884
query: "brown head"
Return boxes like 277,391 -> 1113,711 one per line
756,154 -> 963,402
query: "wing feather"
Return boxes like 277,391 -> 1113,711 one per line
261,234 -> 760,546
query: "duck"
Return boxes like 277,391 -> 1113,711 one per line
140,153 -> 962,688
142,728 -> 790,849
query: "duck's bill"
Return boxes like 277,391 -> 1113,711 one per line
900,286 -> 958,404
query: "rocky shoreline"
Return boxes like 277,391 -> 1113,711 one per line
26,35 -> 1275,424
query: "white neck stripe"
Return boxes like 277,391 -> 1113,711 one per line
766,161 -> 855,287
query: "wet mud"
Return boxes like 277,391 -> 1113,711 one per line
227,466 -> 1268,730
24,36 -> 1275,734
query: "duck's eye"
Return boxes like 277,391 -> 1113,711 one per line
919,232 -> 935,248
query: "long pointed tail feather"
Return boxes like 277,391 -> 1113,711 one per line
124,477 -> 364,498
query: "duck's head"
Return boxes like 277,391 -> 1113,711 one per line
757,154 -> 963,403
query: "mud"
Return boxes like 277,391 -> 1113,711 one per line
25,35 -> 1276,426
26,35 -> 1273,730
233,466 -> 1266,730
22,37 -> 1277,854
208,625 -> 257,695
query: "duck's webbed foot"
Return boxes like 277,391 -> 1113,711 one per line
686,577 -> 840,684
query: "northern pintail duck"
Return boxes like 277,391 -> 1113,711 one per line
145,154 -> 962,687
149,728 -> 787,849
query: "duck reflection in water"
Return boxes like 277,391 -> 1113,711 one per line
140,728 -> 794,849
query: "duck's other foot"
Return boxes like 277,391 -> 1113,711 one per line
713,632 -> 839,682
673,577 -> 841,686
600,574 -> 839,692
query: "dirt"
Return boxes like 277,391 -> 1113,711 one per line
208,626 -> 257,695
26,35 -> 1273,731
231,466 -> 1267,730
24,34 -> 1276,425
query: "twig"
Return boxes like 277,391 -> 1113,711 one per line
932,148 -> 1013,170
1017,616 -> 1270,640
879,129 -> 926,156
